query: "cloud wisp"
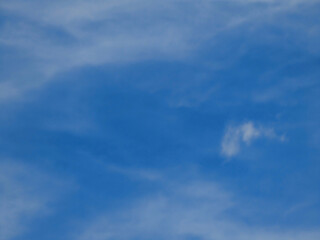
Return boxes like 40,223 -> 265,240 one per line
74,170 -> 319,240
0,161 -> 65,240
221,121 -> 285,157
1,0 -> 319,102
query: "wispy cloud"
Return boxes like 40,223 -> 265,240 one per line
1,0 -> 318,102
74,172 -> 319,240
221,121 -> 285,157
106,164 -> 162,181
0,160 -> 66,240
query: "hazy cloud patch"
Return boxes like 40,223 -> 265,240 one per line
0,160 -> 67,240
75,174 -> 319,240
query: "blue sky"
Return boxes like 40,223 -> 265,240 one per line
0,1 -> 320,239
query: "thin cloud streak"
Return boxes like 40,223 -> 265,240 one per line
75,172 -> 320,240
1,0 -> 319,102
0,161 -> 67,240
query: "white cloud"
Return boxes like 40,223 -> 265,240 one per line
0,0 -> 318,102
0,160 -> 65,240
221,121 -> 285,157
0,0 -> 312,71
74,174 -> 320,240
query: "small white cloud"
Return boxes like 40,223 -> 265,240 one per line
241,122 -> 261,143
221,121 -> 284,157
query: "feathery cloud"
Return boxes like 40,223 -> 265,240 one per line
0,161 -> 65,240
1,0 -> 318,102
75,173 -> 319,240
